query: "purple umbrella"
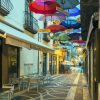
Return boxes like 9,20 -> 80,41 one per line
38,12 -> 67,21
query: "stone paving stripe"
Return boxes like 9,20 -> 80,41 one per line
65,73 -> 80,100
82,75 -> 91,100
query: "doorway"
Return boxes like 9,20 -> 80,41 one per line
7,46 -> 19,83
0,39 -> 2,88
43,53 -> 47,76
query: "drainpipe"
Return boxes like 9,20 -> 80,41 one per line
37,33 -> 39,74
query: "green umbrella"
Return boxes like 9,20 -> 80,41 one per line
50,32 -> 60,41
58,33 -> 70,41
51,32 -> 70,41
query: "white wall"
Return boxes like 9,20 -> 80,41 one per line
20,48 -> 38,76
5,0 -> 25,30
1,0 -> 53,76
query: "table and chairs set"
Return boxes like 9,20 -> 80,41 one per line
0,73 -> 52,100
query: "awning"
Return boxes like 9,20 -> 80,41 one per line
0,22 -> 54,53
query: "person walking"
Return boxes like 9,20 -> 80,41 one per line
61,61 -> 65,74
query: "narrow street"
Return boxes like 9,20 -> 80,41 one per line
9,71 -> 90,100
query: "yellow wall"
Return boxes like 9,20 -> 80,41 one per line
54,49 -> 67,74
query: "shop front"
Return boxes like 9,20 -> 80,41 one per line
0,22 -> 54,88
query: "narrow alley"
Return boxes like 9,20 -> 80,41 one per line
0,0 -> 99,100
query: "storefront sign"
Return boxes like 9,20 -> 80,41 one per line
0,33 -> 6,38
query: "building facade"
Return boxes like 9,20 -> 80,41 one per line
0,0 -> 56,88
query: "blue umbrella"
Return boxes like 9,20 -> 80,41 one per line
68,28 -> 81,34
60,19 -> 81,29
65,6 -> 80,17
56,0 -> 79,9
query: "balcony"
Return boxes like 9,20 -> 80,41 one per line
43,33 -> 50,42
0,0 -> 13,16
24,11 -> 39,34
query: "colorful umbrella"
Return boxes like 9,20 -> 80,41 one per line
69,33 -> 81,40
29,1 -> 60,14
58,33 -> 70,41
51,32 -> 70,41
67,28 -> 81,34
72,40 -> 86,44
60,19 -> 81,29
46,25 -> 66,33
38,12 -> 66,21
65,6 -> 80,17
56,0 -> 79,9
36,0 -> 55,2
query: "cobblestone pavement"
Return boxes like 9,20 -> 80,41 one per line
11,72 -> 77,100
0,72 -> 91,100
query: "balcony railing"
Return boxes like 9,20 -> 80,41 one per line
0,0 -> 13,16
24,11 -> 39,34
43,33 -> 50,42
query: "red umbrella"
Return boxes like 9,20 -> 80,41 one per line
38,12 -> 66,21
72,40 -> 86,44
29,1 -> 60,14
36,0 -> 55,2
46,25 -> 66,33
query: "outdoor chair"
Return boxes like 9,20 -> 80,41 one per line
0,84 -> 14,100
43,74 -> 53,86
27,76 -> 43,92
18,75 -> 29,90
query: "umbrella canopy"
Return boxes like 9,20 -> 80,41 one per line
72,40 -> 86,44
60,19 -> 81,29
67,28 -> 81,34
51,32 -> 70,41
38,12 -> 66,21
69,33 -> 81,40
58,33 -> 70,41
51,32 -> 61,40
46,25 -> 66,33
56,0 -> 79,9
36,0 -> 55,2
65,6 -> 80,17
29,1 -> 60,14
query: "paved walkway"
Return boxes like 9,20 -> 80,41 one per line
0,72 -> 91,100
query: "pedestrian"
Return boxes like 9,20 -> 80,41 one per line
61,61 -> 65,74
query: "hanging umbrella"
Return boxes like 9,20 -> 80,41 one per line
65,6 -> 80,17
46,25 -> 66,33
60,19 -> 81,29
50,32 -> 61,40
36,0 -> 55,2
38,12 -> 66,21
58,33 -> 70,41
29,1 -> 60,14
72,40 -> 86,44
69,33 -> 81,40
56,0 -> 79,9
51,32 -> 70,41
67,28 -> 81,34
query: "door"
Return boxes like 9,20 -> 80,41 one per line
49,54 -> 53,75
43,53 -> 47,76
8,46 -> 19,83
0,39 -> 2,88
